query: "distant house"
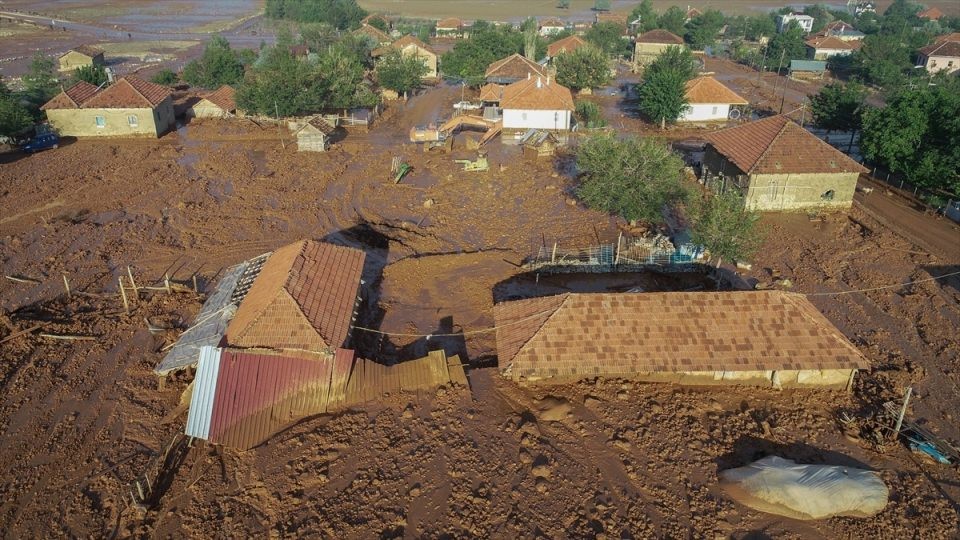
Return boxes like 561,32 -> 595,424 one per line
634,29 -> 685,70
788,59 -> 828,79
702,115 -> 867,211
290,116 -> 338,152
848,1 -> 876,16
819,21 -> 865,42
917,7 -> 945,21
485,53 -> 547,84
353,24 -> 393,47
500,75 -> 574,132
189,85 -> 236,118
58,45 -> 105,72
41,76 -> 175,138
918,34 -> 960,74
539,17 -> 567,36
685,6 -> 703,22
595,11 -> 628,26
435,17 -> 464,37
546,35 -> 588,59
679,76 -> 747,122
372,35 -> 438,79
479,83 -> 504,105
777,13 -> 814,33
805,35 -> 858,60
360,13 -> 391,30
493,291 -> 868,388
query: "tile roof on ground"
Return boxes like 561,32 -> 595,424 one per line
353,24 -> 392,44
805,35 -> 855,50
202,85 -> 236,112
493,291 -> 869,380
547,35 -> 588,57
479,83 -> 504,102
225,240 -> 366,352
485,53 -> 547,81
684,76 -> 748,105
636,29 -> 684,45
920,40 -> 960,58
62,44 -> 104,58
500,76 -> 574,111
40,80 -> 100,110
703,115 -> 867,175
81,76 -> 172,109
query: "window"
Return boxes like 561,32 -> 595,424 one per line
712,106 -> 718,115
821,190 -> 835,201
522,112 -> 528,120
127,115 -> 138,127
95,116 -> 105,128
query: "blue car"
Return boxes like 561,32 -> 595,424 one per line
22,133 -> 60,153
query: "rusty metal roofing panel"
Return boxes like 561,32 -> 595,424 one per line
154,261 -> 247,374
185,346 -> 222,440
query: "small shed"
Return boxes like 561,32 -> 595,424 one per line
521,129 -> 560,158
789,60 -> 828,80
58,45 -> 105,72
291,116 -> 337,152
189,85 -> 236,118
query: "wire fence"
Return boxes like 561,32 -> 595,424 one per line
525,234 -> 706,273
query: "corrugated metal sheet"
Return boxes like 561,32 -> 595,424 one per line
206,349 -> 335,450
184,346 -> 222,440
154,262 -> 247,375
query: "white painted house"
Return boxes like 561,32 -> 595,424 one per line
539,18 -> 567,37
679,76 -> 748,122
500,75 -> 574,132
777,13 -> 814,33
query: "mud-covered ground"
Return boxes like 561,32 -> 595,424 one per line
1,80 -> 959,537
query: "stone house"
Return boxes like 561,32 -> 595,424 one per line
372,35 -> 438,79
353,24 -> 393,47
804,35 -> 858,60
918,34 -> 960,75
702,115 -> 867,211
485,53 -> 547,84
58,45 -> 105,72
188,85 -> 237,118
41,76 -> 175,138
290,116 -> 337,152
546,35 -> 588,60
435,17 -> 464,37
634,29 -> 685,70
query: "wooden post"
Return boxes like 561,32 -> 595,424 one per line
164,273 -> 171,293
551,242 -> 557,264
893,387 -> 912,439
127,266 -> 139,298
192,275 -> 198,293
62,274 -> 71,300
615,232 -> 622,265
119,276 -> 130,313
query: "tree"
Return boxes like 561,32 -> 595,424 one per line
441,23 -> 524,84
554,45 -> 611,91
657,6 -> 686,36
585,21 -> 630,57
593,0 -> 611,12
151,69 -> 179,85
557,0 -> 570,9
265,0 -> 367,30
638,46 -> 698,128
629,0 -> 658,33
861,77 -> 960,193
21,53 -> 59,108
647,45 -> 699,80
367,17 -> 388,32
684,9 -> 725,50
72,64 -> 108,86
0,78 -> 32,137
376,49 -> 428,96
182,36 -> 245,88
764,21 -> 806,68
803,3 -> 833,33
688,189 -> 763,267
576,134 -> 686,225
810,81 -> 866,151
575,100 -> 606,128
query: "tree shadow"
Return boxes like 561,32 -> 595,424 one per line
922,265 -> 960,295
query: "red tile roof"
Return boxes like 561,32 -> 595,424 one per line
202,85 -> 236,112
390,34 -> 436,54
918,7 -> 944,20
547,35 -> 588,57
500,75 -> 575,111
40,80 -> 100,110
225,240 -> 366,352
920,39 -> 960,58
353,24 -> 392,44
485,53 -> 547,81
81,76 -> 172,109
805,35 -> 856,50
636,29 -> 684,45
479,83 -> 504,102
540,17 -> 566,28
684,76 -> 748,105
306,116 -> 336,134
703,115 -> 867,175
494,291 -> 869,381
436,17 -> 463,29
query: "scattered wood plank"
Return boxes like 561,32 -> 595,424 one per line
5,275 -> 41,284
0,323 -> 48,345
39,333 -> 98,341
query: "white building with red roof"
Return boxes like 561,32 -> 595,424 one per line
41,76 -> 174,137
500,75 -> 575,132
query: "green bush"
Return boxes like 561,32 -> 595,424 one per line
575,100 -> 606,128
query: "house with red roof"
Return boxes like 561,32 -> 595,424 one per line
546,35 -> 588,59
188,85 -> 237,118
918,33 -> 960,74
679,76 -> 748,122
485,53 -> 547,84
917,7 -> 945,21
436,17 -> 464,37
634,29 -> 685,70
539,17 -> 567,37
372,35 -> 438,79
57,45 -> 105,72
41,76 -> 174,137
701,115 -> 867,211
500,75 -> 575,132
493,290 -> 868,388
805,35 -> 858,60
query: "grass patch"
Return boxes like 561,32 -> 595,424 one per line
98,40 -> 199,60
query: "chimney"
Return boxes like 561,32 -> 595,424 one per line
536,77 -> 542,88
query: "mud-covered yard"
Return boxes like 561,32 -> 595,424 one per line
1,86 -> 959,537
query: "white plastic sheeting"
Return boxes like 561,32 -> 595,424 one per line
719,456 -> 888,520
184,346 -> 222,441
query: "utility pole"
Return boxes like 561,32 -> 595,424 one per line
893,387 -> 912,439
275,101 -> 285,149
799,101 -> 806,127
756,44 -> 769,83
775,48 -> 787,114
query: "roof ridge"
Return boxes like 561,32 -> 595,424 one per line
118,77 -> 155,108
509,293 -> 570,364
282,240 -> 309,290
783,120 -> 864,171
747,116 -> 791,173
781,292 -> 866,360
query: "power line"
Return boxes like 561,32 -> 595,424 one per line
805,270 -> 960,297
